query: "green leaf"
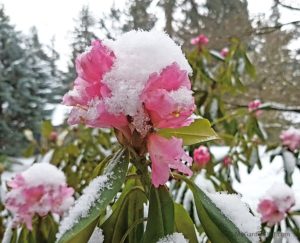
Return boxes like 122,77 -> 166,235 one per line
143,186 -> 174,243
157,119 -> 219,146
102,187 -> 147,243
243,53 -> 256,78
57,148 -> 128,243
174,174 -> 251,243
174,203 -> 198,243
41,120 -> 53,138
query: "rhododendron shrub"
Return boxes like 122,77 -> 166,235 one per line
4,30 -> 300,243
51,30 -> 261,243
4,163 -> 74,242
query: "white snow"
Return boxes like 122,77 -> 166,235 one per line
263,182 -> 295,212
2,221 -> 13,243
88,227 -> 104,243
56,173 -> 112,240
282,150 -> 296,174
168,87 -> 194,107
156,232 -> 188,243
207,192 -> 261,242
22,163 -> 66,187
103,30 -> 192,116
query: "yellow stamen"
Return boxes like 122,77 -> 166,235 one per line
172,111 -> 180,118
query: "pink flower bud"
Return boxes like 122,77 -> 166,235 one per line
190,34 -> 209,46
223,156 -> 232,166
220,47 -> 229,57
49,131 -> 58,142
248,99 -> 262,117
193,146 -> 211,166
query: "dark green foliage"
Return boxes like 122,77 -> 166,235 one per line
62,6 -> 98,92
0,6 -> 61,156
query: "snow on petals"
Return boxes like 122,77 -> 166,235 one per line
63,40 -> 115,107
280,127 -> 300,152
62,30 -> 195,188
257,182 -> 295,226
147,134 -> 192,188
62,39 -> 128,129
4,163 -> 74,230
142,63 -> 195,129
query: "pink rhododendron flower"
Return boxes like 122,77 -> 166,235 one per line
62,40 -> 128,129
63,31 -> 196,188
190,34 -> 209,46
280,127 -> 300,152
223,156 -> 232,166
248,99 -> 262,116
257,199 -> 285,226
220,47 -> 229,57
147,134 -> 192,187
4,163 -> 74,230
193,146 -> 211,166
141,63 -> 195,129
257,183 -> 295,226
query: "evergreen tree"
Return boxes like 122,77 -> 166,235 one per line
63,6 -> 97,90
100,0 -> 157,39
0,6 -> 57,155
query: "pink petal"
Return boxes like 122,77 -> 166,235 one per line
143,63 -> 191,93
147,134 -> 193,188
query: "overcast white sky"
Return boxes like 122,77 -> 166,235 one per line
1,0 -> 299,69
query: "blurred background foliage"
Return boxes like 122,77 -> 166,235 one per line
0,0 -> 300,241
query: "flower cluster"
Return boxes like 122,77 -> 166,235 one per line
190,34 -> 209,46
63,30 -> 195,187
248,99 -> 262,117
280,127 -> 300,152
5,163 -> 74,230
193,145 -> 211,167
257,183 -> 295,226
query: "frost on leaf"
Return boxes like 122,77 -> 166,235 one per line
207,192 -> 261,243
56,173 -> 112,240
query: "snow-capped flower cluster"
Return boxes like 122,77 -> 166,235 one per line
4,163 -> 74,230
190,34 -> 209,46
280,127 -> 300,152
248,99 -> 262,117
193,145 -> 211,167
63,30 -> 195,187
257,182 -> 295,226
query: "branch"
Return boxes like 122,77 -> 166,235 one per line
252,20 -> 300,35
226,102 -> 300,113
275,0 -> 300,11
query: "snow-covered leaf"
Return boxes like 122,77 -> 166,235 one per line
56,148 -> 128,243
174,173 -> 252,243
